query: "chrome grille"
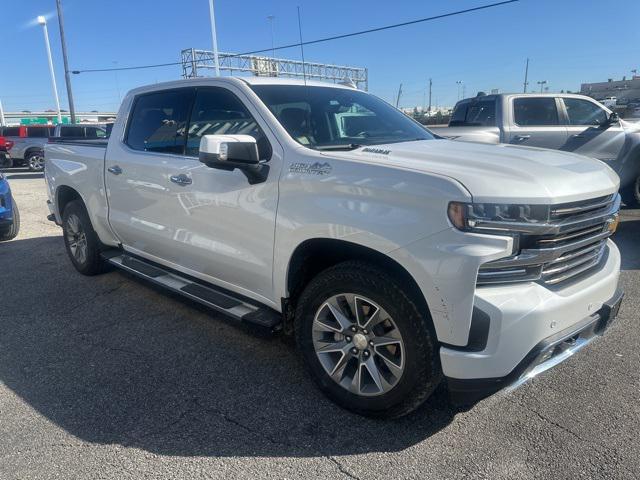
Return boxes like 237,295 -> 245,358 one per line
478,194 -> 619,287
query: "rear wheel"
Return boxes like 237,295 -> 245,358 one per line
62,200 -> 104,275
0,198 -> 20,241
620,174 -> 640,208
295,261 -> 441,418
26,151 -> 45,172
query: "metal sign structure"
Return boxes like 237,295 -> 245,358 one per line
181,48 -> 368,90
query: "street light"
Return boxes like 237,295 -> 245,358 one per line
37,15 -> 62,124
267,15 -> 276,59
208,0 -> 221,76
537,80 -> 547,93
456,80 -> 464,101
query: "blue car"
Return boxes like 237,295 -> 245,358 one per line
0,172 -> 19,241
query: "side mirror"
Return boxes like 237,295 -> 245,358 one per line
199,134 -> 269,184
607,112 -> 620,124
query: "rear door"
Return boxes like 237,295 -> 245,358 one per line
505,97 -> 568,149
105,87 -> 196,261
559,97 -> 625,164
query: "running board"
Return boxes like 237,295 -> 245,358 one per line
102,251 -> 282,332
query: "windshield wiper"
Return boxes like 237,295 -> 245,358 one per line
315,144 -> 362,151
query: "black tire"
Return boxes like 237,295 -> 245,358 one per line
620,174 -> 640,208
295,261 -> 441,418
0,197 -> 20,241
26,150 -> 45,172
61,200 -> 104,275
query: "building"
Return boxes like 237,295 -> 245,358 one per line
2,111 -> 117,126
580,76 -> 640,105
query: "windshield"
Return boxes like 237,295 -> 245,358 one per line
251,84 -> 434,150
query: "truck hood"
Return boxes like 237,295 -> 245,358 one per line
325,139 -> 620,204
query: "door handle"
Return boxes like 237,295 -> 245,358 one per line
170,174 -> 192,186
571,134 -> 585,139
107,165 -> 122,175
513,135 -> 531,142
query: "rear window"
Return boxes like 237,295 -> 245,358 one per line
60,126 -> 84,137
2,127 -> 19,136
27,127 -> 52,138
513,98 -> 559,126
450,99 -> 497,126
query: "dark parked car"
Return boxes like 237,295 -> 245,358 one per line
0,172 -> 19,240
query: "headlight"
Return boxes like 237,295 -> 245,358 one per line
447,201 -> 549,233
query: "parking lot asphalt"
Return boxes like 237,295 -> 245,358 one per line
0,167 -> 638,479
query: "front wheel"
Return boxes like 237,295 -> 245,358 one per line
0,198 -> 20,241
61,200 -> 104,275
620,174 -> 640,208
26,151 -> 45,172
295,261 -> 441,418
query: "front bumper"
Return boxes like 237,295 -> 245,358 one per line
443,240 -> 622,403
448,287 -> 623,404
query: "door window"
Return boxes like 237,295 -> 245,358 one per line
513,98 -> 559,126
27,127 -> 49,138
563,98 -> 608,125
450,99 -> 497,126
126,89 -> 194,154
2,127 -> 19,136
60,126 -> 84,137
185,87 -> 270,159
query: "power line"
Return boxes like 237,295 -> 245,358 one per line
71,0 -> 519,74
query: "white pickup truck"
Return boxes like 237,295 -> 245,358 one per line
45,77 -> 623,418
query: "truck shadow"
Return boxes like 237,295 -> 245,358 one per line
613,217 -> 640,271
0,235 -> 458,458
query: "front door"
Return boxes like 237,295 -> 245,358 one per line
506,96 -> 568,149
559,97 -> 626,167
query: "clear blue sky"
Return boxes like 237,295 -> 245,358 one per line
1,0 -> 639,113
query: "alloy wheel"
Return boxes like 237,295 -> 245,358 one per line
29,154 -> 44,171
65,214 -> 88,264
312,293 -> 405,396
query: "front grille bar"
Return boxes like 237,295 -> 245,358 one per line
477,194 -> 620,287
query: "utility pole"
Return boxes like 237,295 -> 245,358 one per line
428,78 -> 432,113
208,0 -> 221,76
0,98 -> 5,126
523,57 -> 529,93
37,16 -> 62,124
56,0 -> 76,123
395,83 -> 403,108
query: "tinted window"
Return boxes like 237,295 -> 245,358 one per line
513,98 -> 559,126
126,89 -> 194,154
563,98 -> 608,126
251,85 -> 433,150
2,127 -> 19,136
60,126 -> 84,137
450,99 -> 496,126
186,88 -> 270,159
27,127 -> 50,138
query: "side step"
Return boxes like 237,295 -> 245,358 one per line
102,251 -> 282,332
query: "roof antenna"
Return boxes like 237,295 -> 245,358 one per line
297,6 -> 307,86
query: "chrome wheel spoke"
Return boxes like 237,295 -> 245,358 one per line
312,293 -> 405,397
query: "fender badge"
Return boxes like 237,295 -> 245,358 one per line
289,162 -> 332,176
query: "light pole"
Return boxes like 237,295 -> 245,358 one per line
456,80 -> 463,101
55,0 -> 76,123
208,0 -> 221,76
37,15 -> 62,124
537,80 -> 547,93
267,15 -> 275,58
0,98 -> 5,126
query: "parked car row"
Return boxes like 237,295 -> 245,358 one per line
44,77 -> 623,417
0,123 -> 109,171
431,93 -> 640,207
